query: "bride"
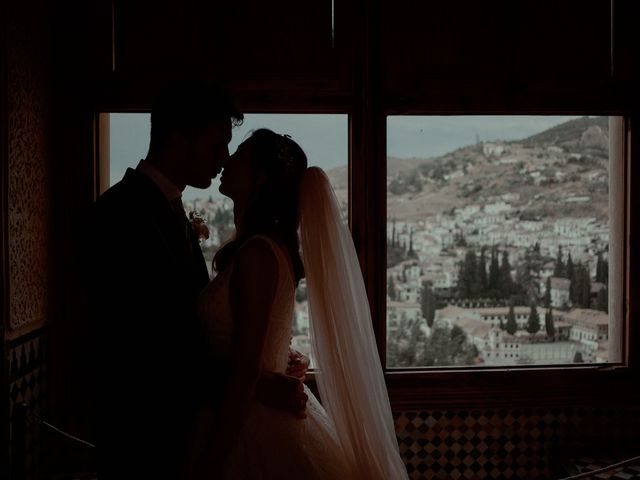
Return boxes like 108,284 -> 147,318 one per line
188,128 -> 409,479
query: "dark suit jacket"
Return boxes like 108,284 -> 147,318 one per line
86,168 -> 213,479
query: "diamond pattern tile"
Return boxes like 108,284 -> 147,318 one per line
394,407 -> 640,479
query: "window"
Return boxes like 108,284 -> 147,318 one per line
105,113 -> 348,367
385,115 -> 623,368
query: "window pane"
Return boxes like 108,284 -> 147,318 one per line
386,116 -> 618,368
107,113 -> 348,368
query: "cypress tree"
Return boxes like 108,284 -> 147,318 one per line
568,254 -> 577,304
408,230 -> 417,259
544,276 -> 552,308
571,263 -> 591,308
596,252 -> 608,285
458,249 -> 479,299
554,245 -> 565,277
506,301 -> 518,335
478,247 -> 488,296
468,249 -> 478,297
391,217 -> 397,248
596,286 -> 608,313
566,252 -> 574,281
388,275 -> 396,300
581,264 -> 592,308
499,250 -> 513,298
545,307 -> 555,338
526,302 -> 541,334
421,283 -> 436,328
488,246 -> 500,293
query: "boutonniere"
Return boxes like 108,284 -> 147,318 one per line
188,211 -> 210,241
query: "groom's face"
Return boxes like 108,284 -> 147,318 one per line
184,119 -> 232,189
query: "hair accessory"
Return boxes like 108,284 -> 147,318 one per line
276,134 -> 297,173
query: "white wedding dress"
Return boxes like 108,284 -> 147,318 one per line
196,234 -> 352,479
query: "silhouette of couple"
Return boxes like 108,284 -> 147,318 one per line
88,81 -> 409,479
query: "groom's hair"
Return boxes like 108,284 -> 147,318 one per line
149,80 -> 243,149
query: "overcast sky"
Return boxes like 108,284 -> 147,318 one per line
109,113 -> 580,201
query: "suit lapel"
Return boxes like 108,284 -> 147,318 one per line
123,169 -> 203,273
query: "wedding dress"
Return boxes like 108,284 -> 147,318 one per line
196,234 -> 352,479
196,167 -> 408,479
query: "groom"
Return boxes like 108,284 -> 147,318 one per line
87,80 -> 309,479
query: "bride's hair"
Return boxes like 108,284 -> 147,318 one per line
213,128 -> 308,284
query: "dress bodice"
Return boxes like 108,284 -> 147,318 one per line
193,236 -> 353,480
196,236 -> 296,373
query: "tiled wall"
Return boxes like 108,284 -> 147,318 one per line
394,406 -> 640,479
9,328 -> 48,480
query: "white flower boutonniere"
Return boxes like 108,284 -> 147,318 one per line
188,211 -> 210,241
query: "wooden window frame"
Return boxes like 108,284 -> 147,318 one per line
92,0 -> 639,412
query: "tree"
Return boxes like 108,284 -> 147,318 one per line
391,217 -> 397,247
488,246 -> 500,294
571,263 -> 592,308
454,231 -> 467,247
387,317 -> 427,367
580,264 -> 592,309
526,302 -> 541,334
506,301 -> 518,335
596,286 -> 608,313
596,252 -> 608,284
421,283 -> 436,328
387,275 -> 396,300
544,276 -> 552,308
457,249 -> 474,299
566,252 -> 574,282
545,307 -> 555,338
478,247 -> 488,296
554,245 -> 565,277
499,250 -> 514,298
417,323 -> 479,367
408,230 -> 418,259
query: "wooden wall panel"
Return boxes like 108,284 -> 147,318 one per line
380,0 -> 615,109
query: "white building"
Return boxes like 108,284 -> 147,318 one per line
563,308 -> 609,349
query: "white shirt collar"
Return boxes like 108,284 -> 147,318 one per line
135,159 -> 183,202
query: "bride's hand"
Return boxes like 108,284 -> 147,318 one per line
256,371 -> 308,419
287,348 -> 310,382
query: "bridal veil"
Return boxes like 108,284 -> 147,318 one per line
299,167 -> 409,479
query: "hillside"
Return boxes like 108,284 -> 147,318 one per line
374,116 -> 610,222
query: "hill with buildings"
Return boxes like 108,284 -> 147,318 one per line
334,116 -> 610,222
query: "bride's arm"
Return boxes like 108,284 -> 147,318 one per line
193,238 -> 279,478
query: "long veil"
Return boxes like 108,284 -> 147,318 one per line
299,167 -> 409,479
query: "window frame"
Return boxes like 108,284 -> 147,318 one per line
94,0 -> 639,404
367,105 -> 636,410
96,98 -> 637,411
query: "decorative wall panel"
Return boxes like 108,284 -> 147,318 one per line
7,0 -> 52,332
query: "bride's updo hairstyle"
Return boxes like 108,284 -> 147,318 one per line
213,128 -> 308,284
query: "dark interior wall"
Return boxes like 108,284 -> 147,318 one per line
3,0 -> 56,478
3,0 -> 638,479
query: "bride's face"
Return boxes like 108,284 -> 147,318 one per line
219,142 -> 266,204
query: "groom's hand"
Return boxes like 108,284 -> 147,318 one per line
286,348 -> 310,382
256,371 -> 308,419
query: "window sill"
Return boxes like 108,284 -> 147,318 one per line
305,364 -> 639,411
